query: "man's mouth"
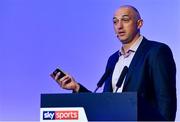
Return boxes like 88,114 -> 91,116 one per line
118,31 -> 126,36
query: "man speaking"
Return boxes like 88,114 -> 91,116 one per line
51,5 -> 177,121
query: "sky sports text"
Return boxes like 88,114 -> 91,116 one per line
43,111 -> 79,120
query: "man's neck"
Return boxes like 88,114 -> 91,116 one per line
122,34 -> 141,53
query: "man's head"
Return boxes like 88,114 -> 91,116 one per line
113,5 -> 143,44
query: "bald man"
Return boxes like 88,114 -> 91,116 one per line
52,5 -> 176,121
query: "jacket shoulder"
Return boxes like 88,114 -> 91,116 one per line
143,38 -> 172,51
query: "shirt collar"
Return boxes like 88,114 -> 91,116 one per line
119,35 -> 143,57
119,36 -> 143,55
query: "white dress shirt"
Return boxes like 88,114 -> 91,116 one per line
112,36 -> 143,92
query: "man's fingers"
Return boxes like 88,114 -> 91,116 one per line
54,72 -> 67,81
52,72 -> 75,90
54,72 -> 60,80
59,77 -> 71,88
56,75 -> 70,85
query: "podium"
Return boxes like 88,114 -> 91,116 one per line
40,92 -> 164,121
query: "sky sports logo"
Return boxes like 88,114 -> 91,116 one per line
43,111 -> 79,120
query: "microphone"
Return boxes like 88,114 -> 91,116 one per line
115,66 -> 128,92
94,70 -> 111,93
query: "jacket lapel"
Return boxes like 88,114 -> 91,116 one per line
122,38 -> 148,91
104,51 -> 119,92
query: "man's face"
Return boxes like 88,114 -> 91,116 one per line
113,7 -> 142,44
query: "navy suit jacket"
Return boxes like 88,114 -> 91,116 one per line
78,37 -> 177,121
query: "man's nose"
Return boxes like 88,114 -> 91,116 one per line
117,21 -> 123,29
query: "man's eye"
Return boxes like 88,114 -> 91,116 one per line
122,18 -> 130,22
113,19 -> 118,24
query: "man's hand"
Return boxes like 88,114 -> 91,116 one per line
52,72 -> 80,92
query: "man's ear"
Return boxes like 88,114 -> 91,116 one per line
137,19 -> 143,29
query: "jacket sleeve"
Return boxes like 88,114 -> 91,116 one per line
150,44 -> 177,121
78,83 -> 92,93
72,83 -> 92,93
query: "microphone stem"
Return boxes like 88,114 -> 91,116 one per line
93,86 -> 99,93
115,87 -> 119,93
